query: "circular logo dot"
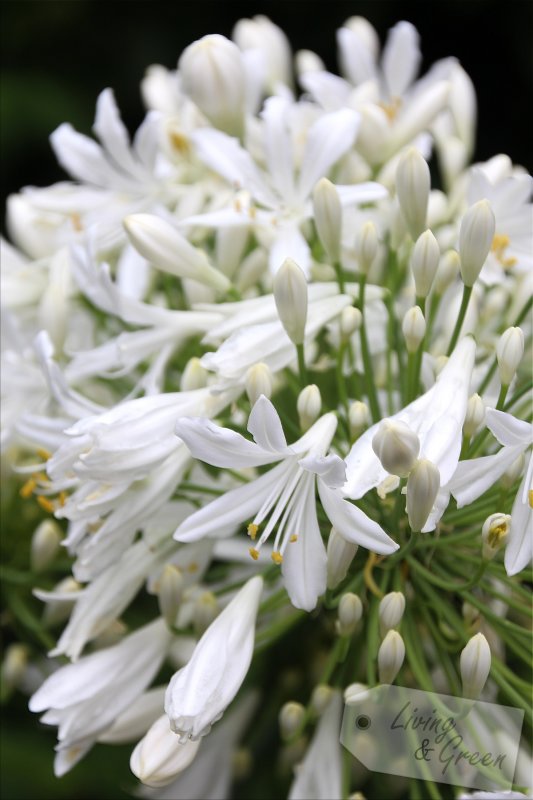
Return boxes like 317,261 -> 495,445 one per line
355,714 -> 371,730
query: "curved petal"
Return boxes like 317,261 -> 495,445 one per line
449,444 -> 525,508
485,409 -> 533,448
318,481 -> 398,554
505,455 -> 533,576
247,395 -> 289,453
382,21 -> 421,98
174,417 -> 276,468
299,453 -> 346,488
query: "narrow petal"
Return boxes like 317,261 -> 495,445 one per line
299,71 -> 352,112
247,395 -> 288,453
485,409 -> 533,448
382,21 -> 421,98
449,444 -> 525,508
261,96 -> 296,203
297,109 -> 360,201
318,481 -> 398,554
337,26 -> 377,86
174,417 -> 276,468
50,124 -> 110,186
93,89 -> 148,181
269,224 -> 311,277
505,456 -> 533,576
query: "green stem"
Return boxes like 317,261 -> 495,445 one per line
446,284 -> 473,356
334,262 -> 346,294
496,382 -> 509,410
357,274 -> 381,422
296,343 -> 308,386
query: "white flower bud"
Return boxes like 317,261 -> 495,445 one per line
157,565 -> 184,626
180,357 -> 208,391
463,394 -> 485,438
410,230 -> 440,298
245,363 -> 273,406
496,327 -> 524,386
130,714 -> 200,788
31,520 -> 62,572
2,644 -> 29,691
344,682 -> 370,706
402,306 -> 426,353
395,148 -> 430,240
337,593 -> 363,636
192,591 -> 218,635
458,200 -> 496,287
354,221 -> 379,275
349,401 -> 370,438
41,576 -> 81,627
481,513 -> 511,560
233,16 -> 292,91
327,528 -> 358,590
310,684 -> 333,715
340,307 -> 362,339
406,459 -> 440,532
378,630 -> 405,684
502,453 -> 525,489
295,49 -> 325,77
312,178 -> 342,264
297,384 -> 321,431
379,592 -> 406,635
434,249 -> 460,294
279,701 -> 305,738
273,258 -> 308,345
372,420 -> 420,477
178,34 -> 245,136
460,632 -> 491,699
124,214 -> 231,293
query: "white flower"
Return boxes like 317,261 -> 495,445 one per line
505,452 -> 533,576
164,575 -> 263,741
174,396 -> 397,610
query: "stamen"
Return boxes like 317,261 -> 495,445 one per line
271,551 -> 283,565
290,534 -> 298,543
491,233 -> 517,269
529,489 -> 533,509
20,479 -> 36,499
247,523 -> 259,540
249,548 -> 259,561
37,496 -> 55,514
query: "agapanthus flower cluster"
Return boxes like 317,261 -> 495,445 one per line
1,14 -> 532,800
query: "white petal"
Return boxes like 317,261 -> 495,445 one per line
505,455 -> 533,576
299,71 -> 352,111
485,409 -> 533,448
382,21 -> 421,98
299,454 -> 346,488
335,182 -> 389,205
337,27 -> 377,86
297,109 -> 360,201
93,89 -> 147,181
449,444 -> 526,508
318,482 -> 398,554
50,124 -> 110,185
269,224 -> 311,277
261,96 -> 296,203
247,395 -> 288,453
174,417 -> 275,468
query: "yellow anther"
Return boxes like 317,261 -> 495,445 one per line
20,479 -> 36,499
36,448 -> 52,461
169,131 -> 191,156
247,523 -> 259,540
487,522 -> 508,548
271,551 -> 283,565
58,491 -> 68,507
187,562 -> 199,573
491,234 -> 517,269
33,472 -> 49,484
70,213 -> 83,232
249,547 -> 260,561
36,496 -> 55,514
290,534 -> 298,543
529,489 -> 533,509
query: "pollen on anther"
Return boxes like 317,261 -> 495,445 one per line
271,551 -> 283,565
58,491 -> 68,507
20,479 -> 36,499
290,534 -> 298,543
36,448 -> 52,461
529,489 -> 533,509
37,496 -> 55,514
249,547 -> 260,561
247,523 -> 259,540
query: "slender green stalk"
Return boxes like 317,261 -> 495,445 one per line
296,343 -> 308,386
446,284 -> 473,355
357,274 -> 381,422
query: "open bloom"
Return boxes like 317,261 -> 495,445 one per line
174,395 -> 397,610
164,575 -> 263,741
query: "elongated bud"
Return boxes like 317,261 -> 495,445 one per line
336,592 -> 363,636
157,565 -> 184,626
310,684 -> 333,715
458,200 -> 495,287
396,148 -> 430,240
279,701 -> 305,738
460,632 -> 491,699
124,214 -> 231,293
463,393 -> 485,438
349,401 -> 370,438
192,591 -> 218,635
402,306 -> 426,353
411,230 -> 440,298
2,644 -> 29,691
181,357 -> 208,391
496,327 -> 524,386
327,528 -> 358,589
434,249 -> 460,294
378,630 -> 405,684
297,384 -> 321,431
178,34 -> 245,136
344,682 -> 370,705
354,221 -> 379,275
481,513 -> 511,560
130,714 -> 200,788
340,307 -> 362,339
372,420 -> 420,477
245,363 -> 273,406
379,592 -> 406,635
31,520 -> 62,572
406,459 -> 440,532
313,178 -> 342,264
273,258 -> 308,345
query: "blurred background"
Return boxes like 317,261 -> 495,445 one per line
1,1 -> 532,798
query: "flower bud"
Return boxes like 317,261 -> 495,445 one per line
354,221 -> 379,275
410,230 -> 440,298
130,714 -> 200,788
463,393 -> 485,438
31,520 -> 62,572
349,401 -> 370,438
273,258 -> 308,345
245,363 -> 273,406
458,200 -> 496,287
344,682 -> 370,706
378,630 -> 405,684
310,684 -> 333,715
481,513 -> 511,560
372,420 -> 420,477
327,528 -> 358,590
295,49 -> 325,77
402,306 -> 426,353
192,591 -> 218,635
340,307 -> 362,339
233,15 -> 292,92
312,178 -> 342,264
178,34 -> 245,136
157,565 -> 184,626
297,384 -> 321,431
460,632 -> 491,699
41,576 -> 82,627
2,644 -> 29,691
406,459 -> 440,532
434,249 -> 460,294
496,327 -> 524,386
181,357 -> 208,391
379,592 -> 406,635
336,592 -> 363,636
279,701 -> 305,738
395,148 -> 430,240
124,214 -> 231,293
